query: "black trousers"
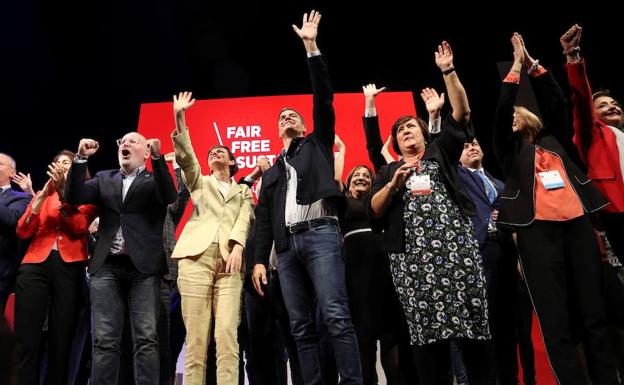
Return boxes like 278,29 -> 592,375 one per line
601,212 -> 624,264
480,235 -> 518,385
245,269 -> 303,385
0,258 -> 19,312
412,339 -> 493,385
14,251 -> 85,385
516,215 -> 618,385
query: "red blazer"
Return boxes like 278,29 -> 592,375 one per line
16,192 -> 98,264
567,60 -> 624,213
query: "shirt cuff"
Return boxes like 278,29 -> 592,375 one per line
364,108 -> 377,118
503,72 -> 521,84
306,50 -> 321,58
428,117 -> 442,134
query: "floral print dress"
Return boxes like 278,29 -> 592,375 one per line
389,159 -> 490,346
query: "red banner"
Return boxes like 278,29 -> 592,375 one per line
138,92 -> 416,179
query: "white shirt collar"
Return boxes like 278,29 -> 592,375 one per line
466,166 -> 485,174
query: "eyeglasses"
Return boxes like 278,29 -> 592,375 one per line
116,138 -> 141,147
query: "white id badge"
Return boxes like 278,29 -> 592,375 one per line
406,174 -> 432,196
538,170 -> 565,190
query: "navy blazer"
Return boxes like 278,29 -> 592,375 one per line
65,158 -> 177,275
0,187 -> 31,299
0,187 -> 31,262
457,166 -> 504,245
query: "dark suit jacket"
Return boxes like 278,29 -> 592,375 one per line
0,187 -> 31,298
457,166 -> 505,245
493,70 -> 607,227
163,167 -> 190,282
254,55 -> 345,265
65,158 -> 177,275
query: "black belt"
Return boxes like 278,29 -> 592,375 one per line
287,217 -> 338,234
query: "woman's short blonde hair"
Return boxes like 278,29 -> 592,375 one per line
514,106 -> 543,142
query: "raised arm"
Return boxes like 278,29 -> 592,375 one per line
492,33 -> 524,170
334,135 -> 346,190
421,87 -> 445,135
519,34 -> 570,142
171,91 -> 203,192
65,139 -> 101,205
146,139 -> 177,205
361,84 -> 390,171
293,10 -> 335,149
435,41 -> 470,125
381,135 -> 397,165
561,25 -> 594,161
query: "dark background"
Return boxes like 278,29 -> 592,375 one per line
1,1 -> 621,189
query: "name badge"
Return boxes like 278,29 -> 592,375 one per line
538,170 -> 565,190
407,174 -> 432,196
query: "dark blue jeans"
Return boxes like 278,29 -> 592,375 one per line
90,255 -> 160,385
277,224 -> 362,385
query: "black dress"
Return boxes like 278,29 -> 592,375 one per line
343,196 -> 402,340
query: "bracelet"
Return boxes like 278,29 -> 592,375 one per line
74,154 -> 88,161
442,67 -> 455,76
527,59 -> 540,75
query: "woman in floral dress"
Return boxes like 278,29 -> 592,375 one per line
367,41 -> 492,385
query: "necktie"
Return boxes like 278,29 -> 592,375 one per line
474,170 -> 497,204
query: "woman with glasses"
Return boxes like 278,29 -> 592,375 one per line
14,150 -> 97,385
170,91 -> 254,385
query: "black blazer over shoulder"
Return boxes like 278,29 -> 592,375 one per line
65,158 -> 177,275
492,70 -> 608,227
366,114 -> 475,253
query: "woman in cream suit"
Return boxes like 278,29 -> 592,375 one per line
171,91 -> 254,385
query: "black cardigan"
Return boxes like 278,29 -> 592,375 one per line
492,70 -> 608,227
365,114 -> 475,252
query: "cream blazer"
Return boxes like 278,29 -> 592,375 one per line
171,129 -> 254,260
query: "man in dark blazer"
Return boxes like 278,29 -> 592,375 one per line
0,153 -> 31,312
65,133 -> 177,385
457,139 -> 518,385
251,11 -> 362,385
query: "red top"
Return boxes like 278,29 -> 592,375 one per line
567,60 -> 624,213
534,147 -> 584,221
16,192 -> 98,264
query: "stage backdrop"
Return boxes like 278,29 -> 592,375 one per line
137,91 -> 416,181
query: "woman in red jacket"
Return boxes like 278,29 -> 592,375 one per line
14,150 -> 97,385
562,24 -> 624,263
